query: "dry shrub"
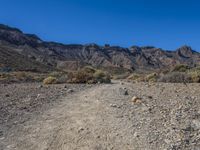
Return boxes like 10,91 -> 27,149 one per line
43,76 -> 57,84
67,68 -> 111,84
158,72 -> 192,83
145,73 -> 158,82
82,66 -> 96,74
68,70 -> 94,84
127,74 -> 141,81
188,71 -> 200,83
112,73 -> 130,80
93,70 -> 111,83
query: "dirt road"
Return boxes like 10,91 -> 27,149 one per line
1,81 -> 200,150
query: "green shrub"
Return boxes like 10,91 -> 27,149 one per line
43,76 -> 57,84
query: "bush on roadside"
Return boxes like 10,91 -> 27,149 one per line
188,70 -> 200,83
43,76 -> 57,84
145,73 -> 158,82
158,72 -> 192,83
68,70 -> 94,84
93,70 -> 111,83
67,67 -> 111,84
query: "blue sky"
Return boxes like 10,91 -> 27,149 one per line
0,0 -> 200,50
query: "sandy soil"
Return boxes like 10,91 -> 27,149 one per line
1,81 -> 200,150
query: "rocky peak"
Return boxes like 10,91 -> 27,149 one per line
176,45 -> 193,58
129,46 -> 142,55
0,24 -> 42,47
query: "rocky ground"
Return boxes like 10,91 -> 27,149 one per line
0,81 -> 200,150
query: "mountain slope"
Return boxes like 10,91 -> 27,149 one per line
0,24 -> 200,72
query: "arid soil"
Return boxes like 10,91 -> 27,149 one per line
1,81 -> 200,150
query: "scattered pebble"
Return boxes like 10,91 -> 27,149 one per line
110,104 -> 118,108
131,96 -> 142,104
124,90 -> 129,95
5,94 -> 10,97
67,89 -> 74,93
78,127 -> 84,133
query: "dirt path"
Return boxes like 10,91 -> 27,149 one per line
1,81 -> 200,150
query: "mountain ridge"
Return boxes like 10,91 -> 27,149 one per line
0,24 -> 200,72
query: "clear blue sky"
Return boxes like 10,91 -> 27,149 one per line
0,0 -> 200,50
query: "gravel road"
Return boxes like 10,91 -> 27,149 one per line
1,81 -> 200,150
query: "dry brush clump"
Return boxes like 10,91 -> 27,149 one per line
158,65 -> 200,83
93,70 -> 111,83
127,72 -> 159,82
67,67 -> 111,84
43,76 -> 57,84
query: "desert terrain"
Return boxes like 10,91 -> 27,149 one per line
1,81 -> 200,150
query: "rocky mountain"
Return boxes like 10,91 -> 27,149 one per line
0,24 -> 200,72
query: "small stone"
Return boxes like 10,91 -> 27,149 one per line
148,96 -> 153,99
133,132 -> 139,138
192,120 -> 200,130
131,96 -> 142,104
5,94 -> 9,97
110,104 -> 118,108
38,85 -> 43,88
191,96 -> 196,99
124,90 -> 128,95
164,139 -> 171,144
67,89 -> 74,93
64,85 -> 67,88
78,127 -> 84,133
97,135 -> 101,138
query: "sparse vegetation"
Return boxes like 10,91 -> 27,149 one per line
158,72 -> 192,83
126,65 -> 200,83
172,64 -> 190,72
0,71 -> 46,83
158,65 -> 200,83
